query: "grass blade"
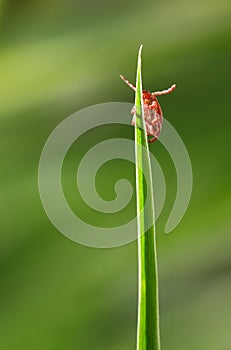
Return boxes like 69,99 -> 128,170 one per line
135,45 -> 161,350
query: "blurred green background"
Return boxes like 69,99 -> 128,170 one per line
1,0 -> 231,349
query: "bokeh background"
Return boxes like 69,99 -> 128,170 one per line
1,0 -> 231,349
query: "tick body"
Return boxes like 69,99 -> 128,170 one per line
120,75 -> 176,143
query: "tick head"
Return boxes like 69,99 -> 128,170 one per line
142,90 -> 152,105
142,90 -> 151,100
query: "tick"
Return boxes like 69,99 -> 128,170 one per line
120,75 -> 176,143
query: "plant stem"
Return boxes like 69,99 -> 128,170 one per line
135,45 -> 161,350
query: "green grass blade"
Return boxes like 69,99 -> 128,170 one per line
135,45 -> 161,350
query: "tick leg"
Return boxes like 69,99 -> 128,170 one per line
148,136 -> 157,143
153,84 -> 176,96
120,75 -> 136,91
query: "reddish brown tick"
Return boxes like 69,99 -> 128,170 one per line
120,75 -> 176,143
